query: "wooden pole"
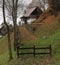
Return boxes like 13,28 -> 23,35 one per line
16,46 -> 19,58
34,45 -> 35,57
50,45 -> 52,56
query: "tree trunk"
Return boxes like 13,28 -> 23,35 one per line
2,0 -> 13,60
12,0 -> 19,51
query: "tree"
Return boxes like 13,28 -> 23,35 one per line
2,0 -> 13,60
4,0 -> 25,50
48,0 -> 60,15
39,0 -> 48,11
12,0 -> 19,50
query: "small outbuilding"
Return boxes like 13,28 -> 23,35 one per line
21,7 -> 43,24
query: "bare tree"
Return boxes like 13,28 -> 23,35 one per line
39,0 -> 48,11
48,0 -> 59,15
2,0 -> 13,60
11,0 -> 18,50
4,0 -> 25,50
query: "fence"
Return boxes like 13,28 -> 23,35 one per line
16,45 -> 52,58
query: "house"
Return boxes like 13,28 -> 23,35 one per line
20,7 -> 43,24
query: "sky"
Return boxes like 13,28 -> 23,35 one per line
0,0 -> 48,25
0,0 -> 32,25
0,8 -> 3,25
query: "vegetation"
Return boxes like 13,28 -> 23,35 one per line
0,0 -> 60,65
0,20 -> 60,65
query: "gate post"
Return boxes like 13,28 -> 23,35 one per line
50,45 -> 52,56
16,46 -> 19,58
34,45 -> 35,57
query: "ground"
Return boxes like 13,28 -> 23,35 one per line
0,11 -> 60,65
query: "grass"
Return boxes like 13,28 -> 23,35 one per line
0,21 -> 60,65
4,28 -> 60,65
0,33 -> 15,65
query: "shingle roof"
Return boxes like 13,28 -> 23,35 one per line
23,7 -> 37,17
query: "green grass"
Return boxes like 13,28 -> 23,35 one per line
0,23 -> 60,65
0,33 -> 15,65
35,29 -> 60,45
6,28 -> 60,65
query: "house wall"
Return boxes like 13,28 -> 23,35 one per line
27,18 -> 36,24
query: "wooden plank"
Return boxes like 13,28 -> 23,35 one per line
19,53 -> 34,55
35,53 -> 50,54
18,52 -> 50,55
18,47 -> 50,49
35,47 -> 50,49
18,47 -> 33,49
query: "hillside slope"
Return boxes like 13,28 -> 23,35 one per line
0,10 -> 60,65
1,24 -> 60,65
30,11 -> 60,37
19,26 -> 36,42
18,11 -> 60,43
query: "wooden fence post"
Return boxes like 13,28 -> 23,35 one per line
16,46 -> 19,58
34,45 -> 35,57
50,45 -> 52,56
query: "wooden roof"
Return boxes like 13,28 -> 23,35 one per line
24,7 -> 37,17
21,7 -> 43,19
